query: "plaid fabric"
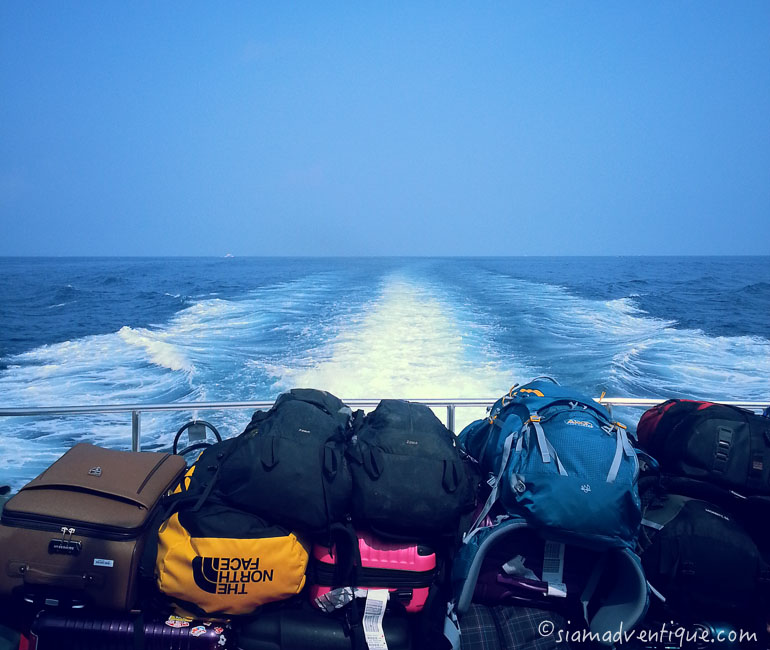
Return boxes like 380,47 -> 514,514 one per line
459,604 -> 502,650
460,603 -> 571,650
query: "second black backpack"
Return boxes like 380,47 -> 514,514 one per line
216,389 -> 354,534
347,399 -> 475,539
638,477 -> 770,623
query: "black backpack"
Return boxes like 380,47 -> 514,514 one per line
215,389 -> 354,534
346,399 -> 475,540
637,401 -> 770,495
638,476 -> 770,623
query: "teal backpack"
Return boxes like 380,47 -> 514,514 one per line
460,377 -> 641,550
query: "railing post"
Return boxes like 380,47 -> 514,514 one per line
131,411 -> 141,451
447,404 -> 455,433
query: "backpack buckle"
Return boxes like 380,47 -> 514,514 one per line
713,427 -> 733,473
680,561 -> 696,577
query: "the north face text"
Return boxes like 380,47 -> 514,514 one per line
192,556 -> 274,595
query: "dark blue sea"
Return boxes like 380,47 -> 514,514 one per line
1,256 -> 769,490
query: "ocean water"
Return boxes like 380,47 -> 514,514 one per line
1,256 -> 769,491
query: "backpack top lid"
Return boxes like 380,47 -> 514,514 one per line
355,399 -> 454,444
273,388 -> 353,428
506,378 -> 611,419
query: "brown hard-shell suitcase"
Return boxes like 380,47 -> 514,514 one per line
0,443 -> 186,610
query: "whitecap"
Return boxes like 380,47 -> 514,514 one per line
118,326 -> 192,372
259,273 -> 530,430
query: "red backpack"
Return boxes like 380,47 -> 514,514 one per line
636,399 -> 714,450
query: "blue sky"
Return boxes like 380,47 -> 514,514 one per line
1,2 -> 768,256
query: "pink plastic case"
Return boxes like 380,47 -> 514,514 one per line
309,529 -> 437,612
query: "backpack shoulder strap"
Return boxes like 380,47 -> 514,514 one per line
455,518 -> 530,616
466,415 -> 521,534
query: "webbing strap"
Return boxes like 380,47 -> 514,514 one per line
466,416 -> 519,537
640,518 -> 664,531
516,419 -> 565,474
621,427 -> 635,456
531,416 -> 551,464
544,438 -> 568,476
607,425 -> 634,483
607,426 -> 625,483
648,580 -> 666,602
515,423 -> 527,453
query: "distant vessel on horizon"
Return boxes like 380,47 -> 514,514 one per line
225,253 -> 234,258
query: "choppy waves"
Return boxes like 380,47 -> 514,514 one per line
1,259 -> 768,491
434,267 -> 770,405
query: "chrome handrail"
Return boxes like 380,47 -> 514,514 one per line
0,398 -> 767,451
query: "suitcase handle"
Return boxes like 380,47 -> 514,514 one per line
16,564 -> 101,590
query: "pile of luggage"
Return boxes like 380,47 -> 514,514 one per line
0,382 -> 768,649
634,399 -> 770,637
452,381 -> 770,649
0,390 -> 476,649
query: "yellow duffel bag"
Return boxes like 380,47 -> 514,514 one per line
156,497 -> 309,616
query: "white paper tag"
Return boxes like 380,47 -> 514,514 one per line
443,604 -> 461,650
546,583 -> 567,598
362,589 -> 389,650
542,541 -> 566,596
93,558 -> 114,567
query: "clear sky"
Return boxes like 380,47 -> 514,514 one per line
1,2 -> 768,256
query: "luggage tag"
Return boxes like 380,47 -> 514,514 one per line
314,586 -> 369,613
542,540 -> 567,597
362,589 -> 389,650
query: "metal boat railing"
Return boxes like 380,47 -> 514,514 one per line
0,398 -> 768,452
